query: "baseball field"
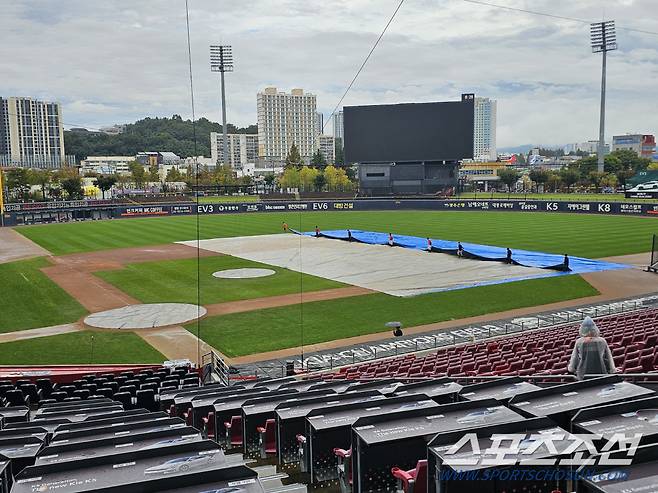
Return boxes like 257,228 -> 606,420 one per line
0,210 -> 655,365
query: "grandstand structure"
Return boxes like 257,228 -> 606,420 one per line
0,308 -> 656,492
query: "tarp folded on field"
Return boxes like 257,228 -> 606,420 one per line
296,229 -> 631,275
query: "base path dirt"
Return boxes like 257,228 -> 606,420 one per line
41,244 -> 221,313
0,228 -> 49,264
0,323 -> 83,344
204,286 -> 373,316
136,326 -> 217,365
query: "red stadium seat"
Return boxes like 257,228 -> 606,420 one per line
392,460 -> 428,493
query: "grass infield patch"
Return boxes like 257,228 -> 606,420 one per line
0,258 -> 88,333
0,331 -> 166,364
188,274 -> 599,357
94,256 -> 344,305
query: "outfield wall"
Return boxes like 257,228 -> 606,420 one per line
3,198 -> 658,226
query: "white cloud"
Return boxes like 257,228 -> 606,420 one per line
0,0 -> 656,146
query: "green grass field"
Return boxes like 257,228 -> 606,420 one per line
0,331 -> 165,364
189,275 -> 598,357
16,211 -> 658,258
94,256 -> 344,305
0,258 -> 88,333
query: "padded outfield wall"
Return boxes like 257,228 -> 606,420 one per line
3,198 -> 658,226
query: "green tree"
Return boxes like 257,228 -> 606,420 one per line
285,143 -> 303,169
5,168 -> 30,201
28,169 -> 52,200
528,169 -> 549,192
497,168 -> 520,193
93,175 -> 118,199
61,176 -> 84,199
587,171 -> 606,192
546,172 -> 562,192
148,164 -> 160,182
559,168 -> 580,192
313,172 -> 326,192
212,164 -> 236,186
128,161 -> 146,188
310,149 -> 326,168
263,174 -> 276,192
165,167 -> 183,182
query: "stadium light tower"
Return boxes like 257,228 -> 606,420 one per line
591,21 -> 617,173
210,45 -> 233,166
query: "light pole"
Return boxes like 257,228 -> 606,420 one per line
210,45 -> 233,167
591,21 -> 617,173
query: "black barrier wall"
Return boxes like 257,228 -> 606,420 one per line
3,198 -> 658,226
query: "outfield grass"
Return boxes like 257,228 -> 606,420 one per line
188,275 -> 599,357
0,258 -> 88,333
17,211 -> 658,258
94,256 -> 344,305
0,331 -> 165,364
458,192 -> 655,202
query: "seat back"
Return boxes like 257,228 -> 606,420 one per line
136,389 -> 156,411
230,415 -> 243,445
414,460 -> 428,493
264,418 -> 276,451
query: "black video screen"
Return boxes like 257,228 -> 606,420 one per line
344,100 -> 474,163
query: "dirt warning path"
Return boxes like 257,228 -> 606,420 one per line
136,326 -> 217,364
0,228 -> 49,264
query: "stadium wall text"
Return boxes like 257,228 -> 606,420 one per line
3,199 -> 658,226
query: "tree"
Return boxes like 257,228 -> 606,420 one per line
212,164 -> 236,186
310,149 -> 326,168
263,174 -> 275,192
165,167 -> 183,182
278,167 -> 301,189
546,172 -> 562,192
28,169 -> 52,200
334,139 -> 345,166
299,166 -> 319,191
285,143 -> 303,169
648,162 -> 658,171
528,169 -> 549,192
587,171 -> 606,192
148,164 -> 160,182
313,172 -> 326,192
497,168 -> 520,193
93,175 -> 118,199
128,161 -> 146,188
5,168 -> 30,201
61,176 -> 84,199
559,168 -> 580,192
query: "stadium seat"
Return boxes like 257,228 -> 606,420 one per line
225,415 -> 243,447
5,389 -> 27,407
183,407 -> 193,426
136,389 -> 157,412
202,411 -> 215,440
392,460 -> 428,493
73,389 -> 90,400
36,378 -> 53,398
113,391 -> 132,409
334,447 -> 352,493
257,418 -> 276,458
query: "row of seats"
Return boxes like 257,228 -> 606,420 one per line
1,366 -> 199,410
325,308 -> 658,380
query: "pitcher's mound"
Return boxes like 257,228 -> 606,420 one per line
212,268 -> 275,279
84,303 -> 206,329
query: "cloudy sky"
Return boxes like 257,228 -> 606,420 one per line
1,0 -> 657,147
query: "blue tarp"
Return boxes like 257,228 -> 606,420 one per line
295,229 -> 631,276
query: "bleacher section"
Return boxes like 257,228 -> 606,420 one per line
327,308 -> 658,379
1,309 -> 658,492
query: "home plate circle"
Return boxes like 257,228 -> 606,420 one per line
84,303 -> 207,329
212,268 -> 276,279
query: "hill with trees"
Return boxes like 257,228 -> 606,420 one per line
65,115 -> 256,160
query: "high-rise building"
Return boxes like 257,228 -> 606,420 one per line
211,132 -> 259,167
0,96 -> 70,168
333,110 -> 344,144
316,135 -> 335,163
257,87 -> 317,161
315,112 -> 324,136
612,134 -> 655,159
473,97 -> 497,161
